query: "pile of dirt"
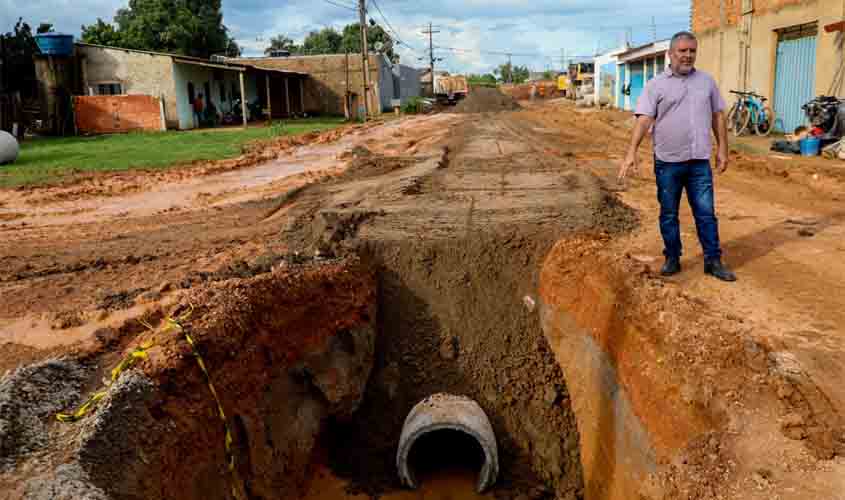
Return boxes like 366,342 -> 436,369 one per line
453,87 -> 522,114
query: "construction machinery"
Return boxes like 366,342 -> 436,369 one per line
434,74 -> 469,105
567,62 -> 595,100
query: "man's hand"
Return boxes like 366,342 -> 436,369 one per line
715,147 -> 729,174
619,115 -> 653,183
618,151 -> 640,182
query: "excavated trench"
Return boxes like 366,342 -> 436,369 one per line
0,114 -> 664,500
0,231 -> 608,500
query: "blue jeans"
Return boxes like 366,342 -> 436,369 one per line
654,158 -> 722,260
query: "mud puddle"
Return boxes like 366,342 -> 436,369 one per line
303,467 -> 492,500
0,115 -> 457,227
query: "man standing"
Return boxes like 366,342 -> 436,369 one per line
618,31 -> 736,282
193,93 -> 204,129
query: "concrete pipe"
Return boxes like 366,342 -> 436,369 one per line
0,130 -> 19,165
397,393 -> 499,493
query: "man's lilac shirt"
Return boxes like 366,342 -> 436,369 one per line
634,68 -> 726,163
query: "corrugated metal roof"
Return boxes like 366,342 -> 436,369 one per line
77,43 -> 308,76
232,60 -> 309,76
172,58 -> 244,72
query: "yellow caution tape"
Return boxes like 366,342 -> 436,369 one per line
55,341 -> 155,423
56,306 -> 244,499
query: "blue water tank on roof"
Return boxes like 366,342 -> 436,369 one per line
35,33 -> 75,56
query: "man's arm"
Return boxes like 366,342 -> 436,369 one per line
712,111 -> 728,174
617,115 -> 654,181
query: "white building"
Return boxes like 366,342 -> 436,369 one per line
615,40 -> 671,111
593,46 -> 630,106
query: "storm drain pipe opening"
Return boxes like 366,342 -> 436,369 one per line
397,393 -> 499,493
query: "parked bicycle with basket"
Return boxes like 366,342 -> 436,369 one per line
727,90 -> 774,136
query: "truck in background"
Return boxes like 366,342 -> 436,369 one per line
434,74 -> 469,105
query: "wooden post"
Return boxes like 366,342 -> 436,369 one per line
265,73 -> 272,120
299,78 -> 305,115
284,77 -> 291,117
358,0 -> 371,119
239,71 -> 247,129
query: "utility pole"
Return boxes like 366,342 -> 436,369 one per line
422,23 -> 440,93
651,17 -> 657,42
358,0 -> 371,120
506,53 -> 513,83
345,48 -> 350,120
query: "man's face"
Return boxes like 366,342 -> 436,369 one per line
670,38 -> 697,75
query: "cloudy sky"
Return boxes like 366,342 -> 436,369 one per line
1,0 -> 690,73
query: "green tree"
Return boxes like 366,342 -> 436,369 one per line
300,28 -> 342,55
80,0 -> 239,58
494,62 -> 529,84
80,19 -> 123,46
340,21 -> 395,60
36,23 -> 54,34
467,73 -> 498,87
1,18 -> 38,94
264,34 -> 298,55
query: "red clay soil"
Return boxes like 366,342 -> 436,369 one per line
530,102 -> 845,500
4,124 -> 362,206
0,258 -> 377,500
3,99 -> 845,500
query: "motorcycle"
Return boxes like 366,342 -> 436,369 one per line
802,95 -> 845,141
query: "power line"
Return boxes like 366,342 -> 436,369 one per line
369,0 -> 400,41
321,0 -> 357,11
369,0 -> 422,54
434,45 -> 594,59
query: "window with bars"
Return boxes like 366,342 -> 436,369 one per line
96,83 -> 123,95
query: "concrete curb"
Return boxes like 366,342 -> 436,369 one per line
396,393 -> 499,492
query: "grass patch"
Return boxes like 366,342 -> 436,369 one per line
0,117 -> 345,188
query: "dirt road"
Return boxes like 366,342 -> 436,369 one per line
1,98 -> 844,500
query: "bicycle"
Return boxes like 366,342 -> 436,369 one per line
727,90 -> 774,137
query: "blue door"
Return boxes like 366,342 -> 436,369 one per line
628,61 -> 644,111
773,28 -> 817,133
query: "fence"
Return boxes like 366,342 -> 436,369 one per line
74,95 -> 165,135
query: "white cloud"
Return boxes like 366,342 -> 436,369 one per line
3,0 -> 691,73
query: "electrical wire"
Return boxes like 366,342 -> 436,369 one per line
321,0 -> 357,12
369,0 -> 423,54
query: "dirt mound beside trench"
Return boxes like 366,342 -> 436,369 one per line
0,258 -> 377,500
453,87 -> 522,114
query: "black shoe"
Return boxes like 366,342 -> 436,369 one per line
704,259 -> 737,282
660,257 -> 681,276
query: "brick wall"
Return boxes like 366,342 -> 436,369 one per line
78,45 -> 178,128
235,54 -> 384,115
692,0 -> 815,33
74,95 -> 162,134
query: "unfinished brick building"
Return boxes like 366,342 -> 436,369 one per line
233,53 -> 422,119
692,0 -> 845,132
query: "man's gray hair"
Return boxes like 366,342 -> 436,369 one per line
670,31 -> 697,50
